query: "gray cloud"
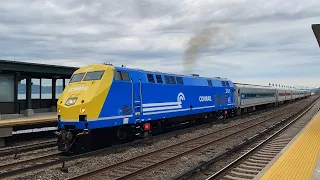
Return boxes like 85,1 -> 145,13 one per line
0,0 -> 320,87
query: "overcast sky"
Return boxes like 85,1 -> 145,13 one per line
1,0 -> 320,88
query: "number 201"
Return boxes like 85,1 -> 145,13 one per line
225,89 -> 231,93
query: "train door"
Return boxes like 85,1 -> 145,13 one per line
133,79 -> 143,123
235,88 -> 241,115
238,89 -> 241,106
229,87 -> 234,105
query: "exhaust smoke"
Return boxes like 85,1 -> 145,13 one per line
183,25 -> 234,74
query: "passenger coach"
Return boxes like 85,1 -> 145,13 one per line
234,83 -> 277,115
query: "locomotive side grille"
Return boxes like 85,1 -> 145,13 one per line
214,94 -> 228,106
122,105 -> 132,115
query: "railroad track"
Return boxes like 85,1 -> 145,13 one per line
0,139 -> 57,157
0,99 -> 287,160
0,152 -> 62,173
0,98 -> 313,179
204,100 -> 320,180
68,97 -> 316,180
0,105 -> 290,179
174,97 -> 320,180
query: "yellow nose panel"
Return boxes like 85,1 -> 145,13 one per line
57,64 -> 115,121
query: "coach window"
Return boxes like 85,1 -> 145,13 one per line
147,74 -> 155,83
156,75 -> 163,83
207,79 -> 213,86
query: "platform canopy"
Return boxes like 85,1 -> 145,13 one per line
0,59 -> 78,79
312,24 -> 320,48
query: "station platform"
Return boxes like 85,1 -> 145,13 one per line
0,112 -> 57,127
0,112 -> 57,147
255,110 -> 320,180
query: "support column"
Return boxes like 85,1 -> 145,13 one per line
26,78 -> 32,109
24,77 -> 34,117
63,78 -> 66,90
13,73 -> 19,114
50,78 -> 57,112
39,78 -> 42,108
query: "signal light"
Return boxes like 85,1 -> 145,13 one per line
143,123 -> 151,131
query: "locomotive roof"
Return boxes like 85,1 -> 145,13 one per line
115,66 -> 231,81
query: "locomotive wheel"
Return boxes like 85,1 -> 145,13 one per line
116,128 -> 127,140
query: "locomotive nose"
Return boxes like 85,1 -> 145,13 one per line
57,65 -> 114,123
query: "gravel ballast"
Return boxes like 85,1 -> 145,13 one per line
4,96 -> 317,180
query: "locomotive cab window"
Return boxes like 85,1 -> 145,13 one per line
115,70 -> 130,81
69,73 -> 85,83
121,71 -> 130,81
169,76 -> 176,84
164,76 -> 170,84
176,77 -> 184,85
164,75 -> 178,84
147,74 -> 155,83
83,71 -> 105,81
156,75 -> 163,83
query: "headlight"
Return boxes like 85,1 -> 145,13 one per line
80,107 -> 86,113
65,97 -> 78,106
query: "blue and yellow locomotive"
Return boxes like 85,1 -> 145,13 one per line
56,64 -> 235,152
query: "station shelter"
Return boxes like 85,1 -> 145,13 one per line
0,59 -> 78,118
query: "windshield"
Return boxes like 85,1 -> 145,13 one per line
83,71 -> 105,81
69,73 -> 85,83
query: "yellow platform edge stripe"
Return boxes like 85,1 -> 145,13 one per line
256,111 -> 320,180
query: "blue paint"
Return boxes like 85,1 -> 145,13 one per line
60,67 -> 236,129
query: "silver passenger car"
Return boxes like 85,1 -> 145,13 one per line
234,83 -> 277,115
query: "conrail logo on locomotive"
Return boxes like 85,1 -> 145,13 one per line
199,96 -> 212,102
68,86 -> 88,92
177,92 -> 185,103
